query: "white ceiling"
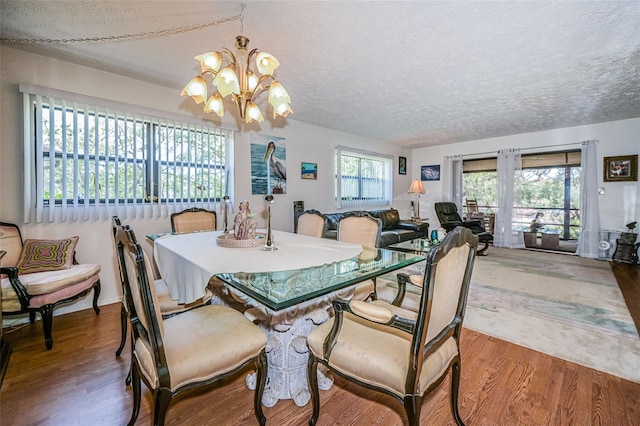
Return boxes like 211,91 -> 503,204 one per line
1,1 -> 639,148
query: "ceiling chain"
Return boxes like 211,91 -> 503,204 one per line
0,13 -> 241,45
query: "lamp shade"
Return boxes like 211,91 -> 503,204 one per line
408,179 -> 425,194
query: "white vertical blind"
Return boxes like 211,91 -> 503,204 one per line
22,86 -> 232,223
335,146 -> 393,210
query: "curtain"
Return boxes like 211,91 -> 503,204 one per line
442,155 -> 463,212
494,149 -> 524,248
576,140 -> 600,258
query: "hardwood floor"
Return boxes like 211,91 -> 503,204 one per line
2,263 -> 639,426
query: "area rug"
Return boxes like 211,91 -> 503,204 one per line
377,247 -> 640,383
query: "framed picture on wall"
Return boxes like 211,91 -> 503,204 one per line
398,156 -> 407,175
603,155 -> 638,182
421,164 -> 440,181
301,162 -> 318,180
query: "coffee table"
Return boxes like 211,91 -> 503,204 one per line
388,238 -> 440,254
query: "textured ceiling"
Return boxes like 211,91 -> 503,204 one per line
1,1 -> 639,148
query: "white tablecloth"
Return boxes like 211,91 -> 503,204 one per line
153,230 -> 362,304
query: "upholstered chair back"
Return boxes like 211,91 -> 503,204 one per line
0,223 -> 23,267
119,228 -> 165,338
170,208 -> 217,234
337,213 -> 382,249
297,210 -> 325,238
423,241 -> 471,343
434,202 -> 464,231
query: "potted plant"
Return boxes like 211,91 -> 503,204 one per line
523,212 -> 544,248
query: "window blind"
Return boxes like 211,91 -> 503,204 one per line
22,88 -> 232,223
335,147 -> 392,209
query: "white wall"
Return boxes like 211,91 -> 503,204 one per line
411,118 -> 640,233
0,46 -> 413,318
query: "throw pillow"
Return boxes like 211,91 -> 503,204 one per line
17,236 -> 79,274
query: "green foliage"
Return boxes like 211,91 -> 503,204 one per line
463,165 -> 581,239
41,106 -> 227,204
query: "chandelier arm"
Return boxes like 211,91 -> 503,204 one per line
247,48 -> 258,74
222,48 -> 238,67
248,85 -> 271,103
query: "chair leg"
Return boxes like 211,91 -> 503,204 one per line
128,363 -> 142,426
153,387 -> 173,426
254,349 -> 268,426
403,395 -> 423,426
116,303 -> 127,357
39,305 -> 54,350
451,359 -> 466,426
476,241 -> 490,256
92,281 -> 101,314
29,310 -> 36,324
125,330 -> 134,386
307,354 -> 320,426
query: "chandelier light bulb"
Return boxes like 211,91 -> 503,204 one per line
195,52 -> 222,73
181,76 -> 207,104
204,92 -> 224,117
246,102 -> 264,123
212,67 -> 240,97
256,52 -> 280,75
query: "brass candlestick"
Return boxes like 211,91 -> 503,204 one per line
261,195 -> 277,251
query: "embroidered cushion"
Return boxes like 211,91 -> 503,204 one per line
16,237 -> 79,274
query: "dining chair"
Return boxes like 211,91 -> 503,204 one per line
296,209 -> 326,238
111,217 -> 212,359
337,212 -> 383,301
114,224 -> 268,426
170,207 -> 217,234
0,222 -> 101,350
307,226 -> 478,426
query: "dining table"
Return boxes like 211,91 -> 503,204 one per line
153,230 -> 425,407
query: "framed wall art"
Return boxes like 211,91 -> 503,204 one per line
398,156 -> 407,175
421,164 -> 440,181
603,155 -> 638,182
301,162 -> 318,180
251,134 -> 287,194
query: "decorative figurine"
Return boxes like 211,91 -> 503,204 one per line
233,200 -> 257,240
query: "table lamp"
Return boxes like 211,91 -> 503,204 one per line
408,178 -> 425,220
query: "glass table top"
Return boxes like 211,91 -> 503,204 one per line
216,248 -> 425,311
388,238 -> 441,254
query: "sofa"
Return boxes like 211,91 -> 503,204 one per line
322,208 -> 429,247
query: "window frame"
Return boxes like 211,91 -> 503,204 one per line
334,146 -> 393,209
21,84 -> 233,223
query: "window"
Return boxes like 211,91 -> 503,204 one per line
22,85 -> 232,223
335,147 -> 392,209
462,150 -> 581,240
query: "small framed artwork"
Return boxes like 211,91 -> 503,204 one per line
603,155 -> 638,182
421,164 -> 441,181
301,162 -> 318,180
398,156 -> 407,175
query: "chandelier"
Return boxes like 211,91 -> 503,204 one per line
181,33 -> 292,124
